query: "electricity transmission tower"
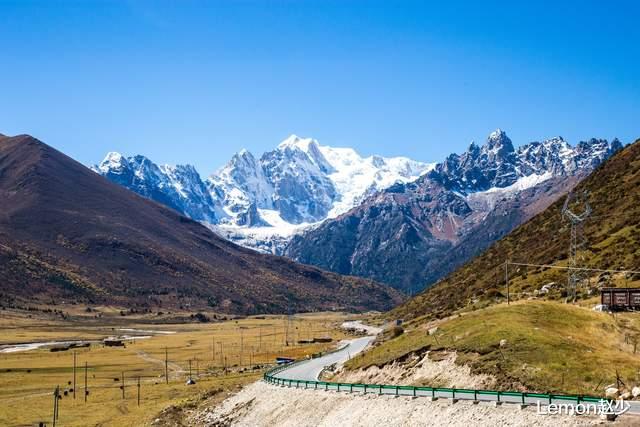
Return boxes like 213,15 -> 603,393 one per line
561,191 -> 592,302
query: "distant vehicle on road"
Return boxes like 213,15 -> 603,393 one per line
276,357 -> 295,365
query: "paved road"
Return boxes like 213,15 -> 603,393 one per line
270,321 -> 640,418
273,321 -> 380,382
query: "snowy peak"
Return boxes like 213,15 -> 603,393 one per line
517,136 -> 572,176
94,130 -> 622,257
260,138 -> 337,224
316,145 -> 433,218
467,141 -> 480,156
285,131 -> 624,291
275,135 -> 335,174
430,129 -> 622,194
93,135 -> 432,239
486,128 -> 515,155
94,153 -> 222,224
230,148 -> 258,168
207,148 -> 273,215
204,135 -> 433,252
208,135 -> 433,230
277,134 -> 312,150
96,151 -> 128,174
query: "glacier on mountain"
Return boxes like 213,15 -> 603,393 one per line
210,135 -> 434,252
94,135 -> 433,253
94,130 -> 623,256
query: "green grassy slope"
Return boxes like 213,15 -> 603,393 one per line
349,301 -> 640,395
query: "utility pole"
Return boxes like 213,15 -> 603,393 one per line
285,302 -> 293,347
121,372 -> 125,399
73,351 -> 77,399
212,336 -> 215,362
240,328 -> 244,367
137,376 -> 141,406
55,385 -> 60,422
84,362 -> 88,403
52,385 -> 59,427
505,260 -> 509,305
165,347 -> 169,384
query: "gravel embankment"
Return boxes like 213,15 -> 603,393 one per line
190,381 -> 606,427
332,351 -> 496,390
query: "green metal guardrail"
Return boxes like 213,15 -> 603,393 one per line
263,355 -> 604,407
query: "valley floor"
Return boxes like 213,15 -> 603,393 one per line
0,308 -> 350,426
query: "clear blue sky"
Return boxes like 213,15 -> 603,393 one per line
1,1 -> 639,175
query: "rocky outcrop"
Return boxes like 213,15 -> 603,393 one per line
93,153 -> 223,224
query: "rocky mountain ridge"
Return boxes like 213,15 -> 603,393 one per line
285,130 -> 623,292
94,130 -> 623,293
95,135 -> 433,253
390,136 -> 640,321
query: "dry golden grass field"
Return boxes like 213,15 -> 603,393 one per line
0,307 -> 352,426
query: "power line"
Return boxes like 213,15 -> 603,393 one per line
587,212 -> 640,221
507,262 -> 640,275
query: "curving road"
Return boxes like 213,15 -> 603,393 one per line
273,321 -> 380,382
269,321 -> 640,418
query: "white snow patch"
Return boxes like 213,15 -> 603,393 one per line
482,172 -> 553,195
317,144 -> 434,218
96,152 -> 126,173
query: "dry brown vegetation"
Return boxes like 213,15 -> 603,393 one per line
0,308 -> 352,426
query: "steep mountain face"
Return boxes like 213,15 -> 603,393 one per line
207,149 -> 273,225
286,130 -> 623,293
0,134 -> 402,314
93,153 -> 224,224
391,137 -> 640,321
96,135 -> 433,253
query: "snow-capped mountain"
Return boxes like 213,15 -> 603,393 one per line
208,135 -> 433,251
94,135 -> 434,253
286,130 -> 623,292
93,129 -> 622,276
431,129 -> 621,194
92,152 -> 223,224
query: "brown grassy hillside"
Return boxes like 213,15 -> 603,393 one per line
0,134 -> 403,314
